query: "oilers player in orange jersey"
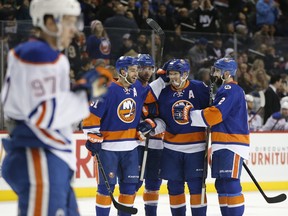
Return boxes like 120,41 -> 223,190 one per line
0,0 -> 111,215
135,54 -> 164,216
139,59 -> 210,216
174,58 -> 250,216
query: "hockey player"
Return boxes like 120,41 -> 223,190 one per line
139,59 -> 210,216
174,57 -> 249,216
82,56 -> 145,216
0,0 -> 110,215
246,94 -> 262,131
135,54 -> 164,216
260,101 -> 288,131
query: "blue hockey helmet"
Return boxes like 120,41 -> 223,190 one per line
136,54 -> 155,67
166,59 -> 190,76
116,56 -> 138,74
213,57 -> 238,76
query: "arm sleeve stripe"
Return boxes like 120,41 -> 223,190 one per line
36,102 -> 46,127
203,106 -> 223,126
47,98 -> 56,128
82,113 -> 101,128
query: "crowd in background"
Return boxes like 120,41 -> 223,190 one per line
1,0 -> 288,130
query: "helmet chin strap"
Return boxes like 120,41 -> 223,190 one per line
220,74 -> 231,84
41,16 -> 64,50
172,76 -> 188,89
119,70 -> 133,85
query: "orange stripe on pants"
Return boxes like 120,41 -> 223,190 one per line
31,149 -> 43,216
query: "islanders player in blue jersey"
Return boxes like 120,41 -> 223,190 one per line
140,59 -> 210,216
82,56 -> 144,216
135,54 -> 164,216
174,58 -> 250,216
0,0 -> 111,215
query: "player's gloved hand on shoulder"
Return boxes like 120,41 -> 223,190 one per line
272,112 -> 282,120
85,132 -> 103,156
156,60 -> 174,83
173,105 -> 194,123
72,66 -> 112,100
136,118 -> 157,141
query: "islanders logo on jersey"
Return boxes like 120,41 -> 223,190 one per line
100,38 -> 111,55
117,98 -> 137,123
172,100 -> 193,125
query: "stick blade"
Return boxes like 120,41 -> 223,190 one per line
146,18 -> 165,38
265,193 -> 287,204
112,198 -> 138,214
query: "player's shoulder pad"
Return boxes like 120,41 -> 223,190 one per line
13,39 -> 60,64
190,79 -> 209,89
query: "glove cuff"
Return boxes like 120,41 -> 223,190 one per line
144,118 -> 156,129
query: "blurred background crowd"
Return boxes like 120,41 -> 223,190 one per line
1,0 -> 288,130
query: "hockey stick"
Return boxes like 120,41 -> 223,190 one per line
146,18 -> 165,67
248,90 -> 265,124
94,153 -> 138,214
138,19 -> 166,182
201,79 -> 215,205
243,163 -> 287,203
139,133 -> 150,181
271,119 -> 280,131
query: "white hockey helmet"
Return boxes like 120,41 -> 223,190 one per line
30,0 -> 81,31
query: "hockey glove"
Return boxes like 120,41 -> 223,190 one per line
72,67 -> 112,99
173,105 -> 194,123
136,118 -> 157,141
156,59 -> 174,83
272,112 -> 282,120
85,133 -> 103,155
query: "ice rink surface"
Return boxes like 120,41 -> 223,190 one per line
1,191 -> 288,216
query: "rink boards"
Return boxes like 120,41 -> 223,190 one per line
1,132 -> 288,201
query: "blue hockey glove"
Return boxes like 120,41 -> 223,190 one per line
72,67 -> 112,99
173,105 -> 194,123
156,59 -> 174,83
136,118 -> 157,141
272,112 -> 282,120
85,133 -> 103,155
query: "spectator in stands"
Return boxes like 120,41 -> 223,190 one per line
135,32 -> 151,54
154,3 -> 175,31
104,2 -> 138,60
134,0 -> 155,29
16,0 -> 31,20
191,0 -> 220,35
253,68 -> 270,91
75,57 -> 92,81
264,74 -> 282,123
278,77 -> 288,98
119,33 -> 138,57
87,20 -> 111,66
188,0 -> 199,17
96,0 -> 115,22
238,63 -> 255,94
68,32 -> 84,76
188,37 -> 208,77
175,7 -> 195,36
253,24 -> 275,50
206,37 -> 224,59
246,94 -> 263,131
81,0 -> 99,26
256,0 -> 280,28
196,67 -> 210,85
261,101 -> 288,131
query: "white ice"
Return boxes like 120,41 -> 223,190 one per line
1,191 -> 288,216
